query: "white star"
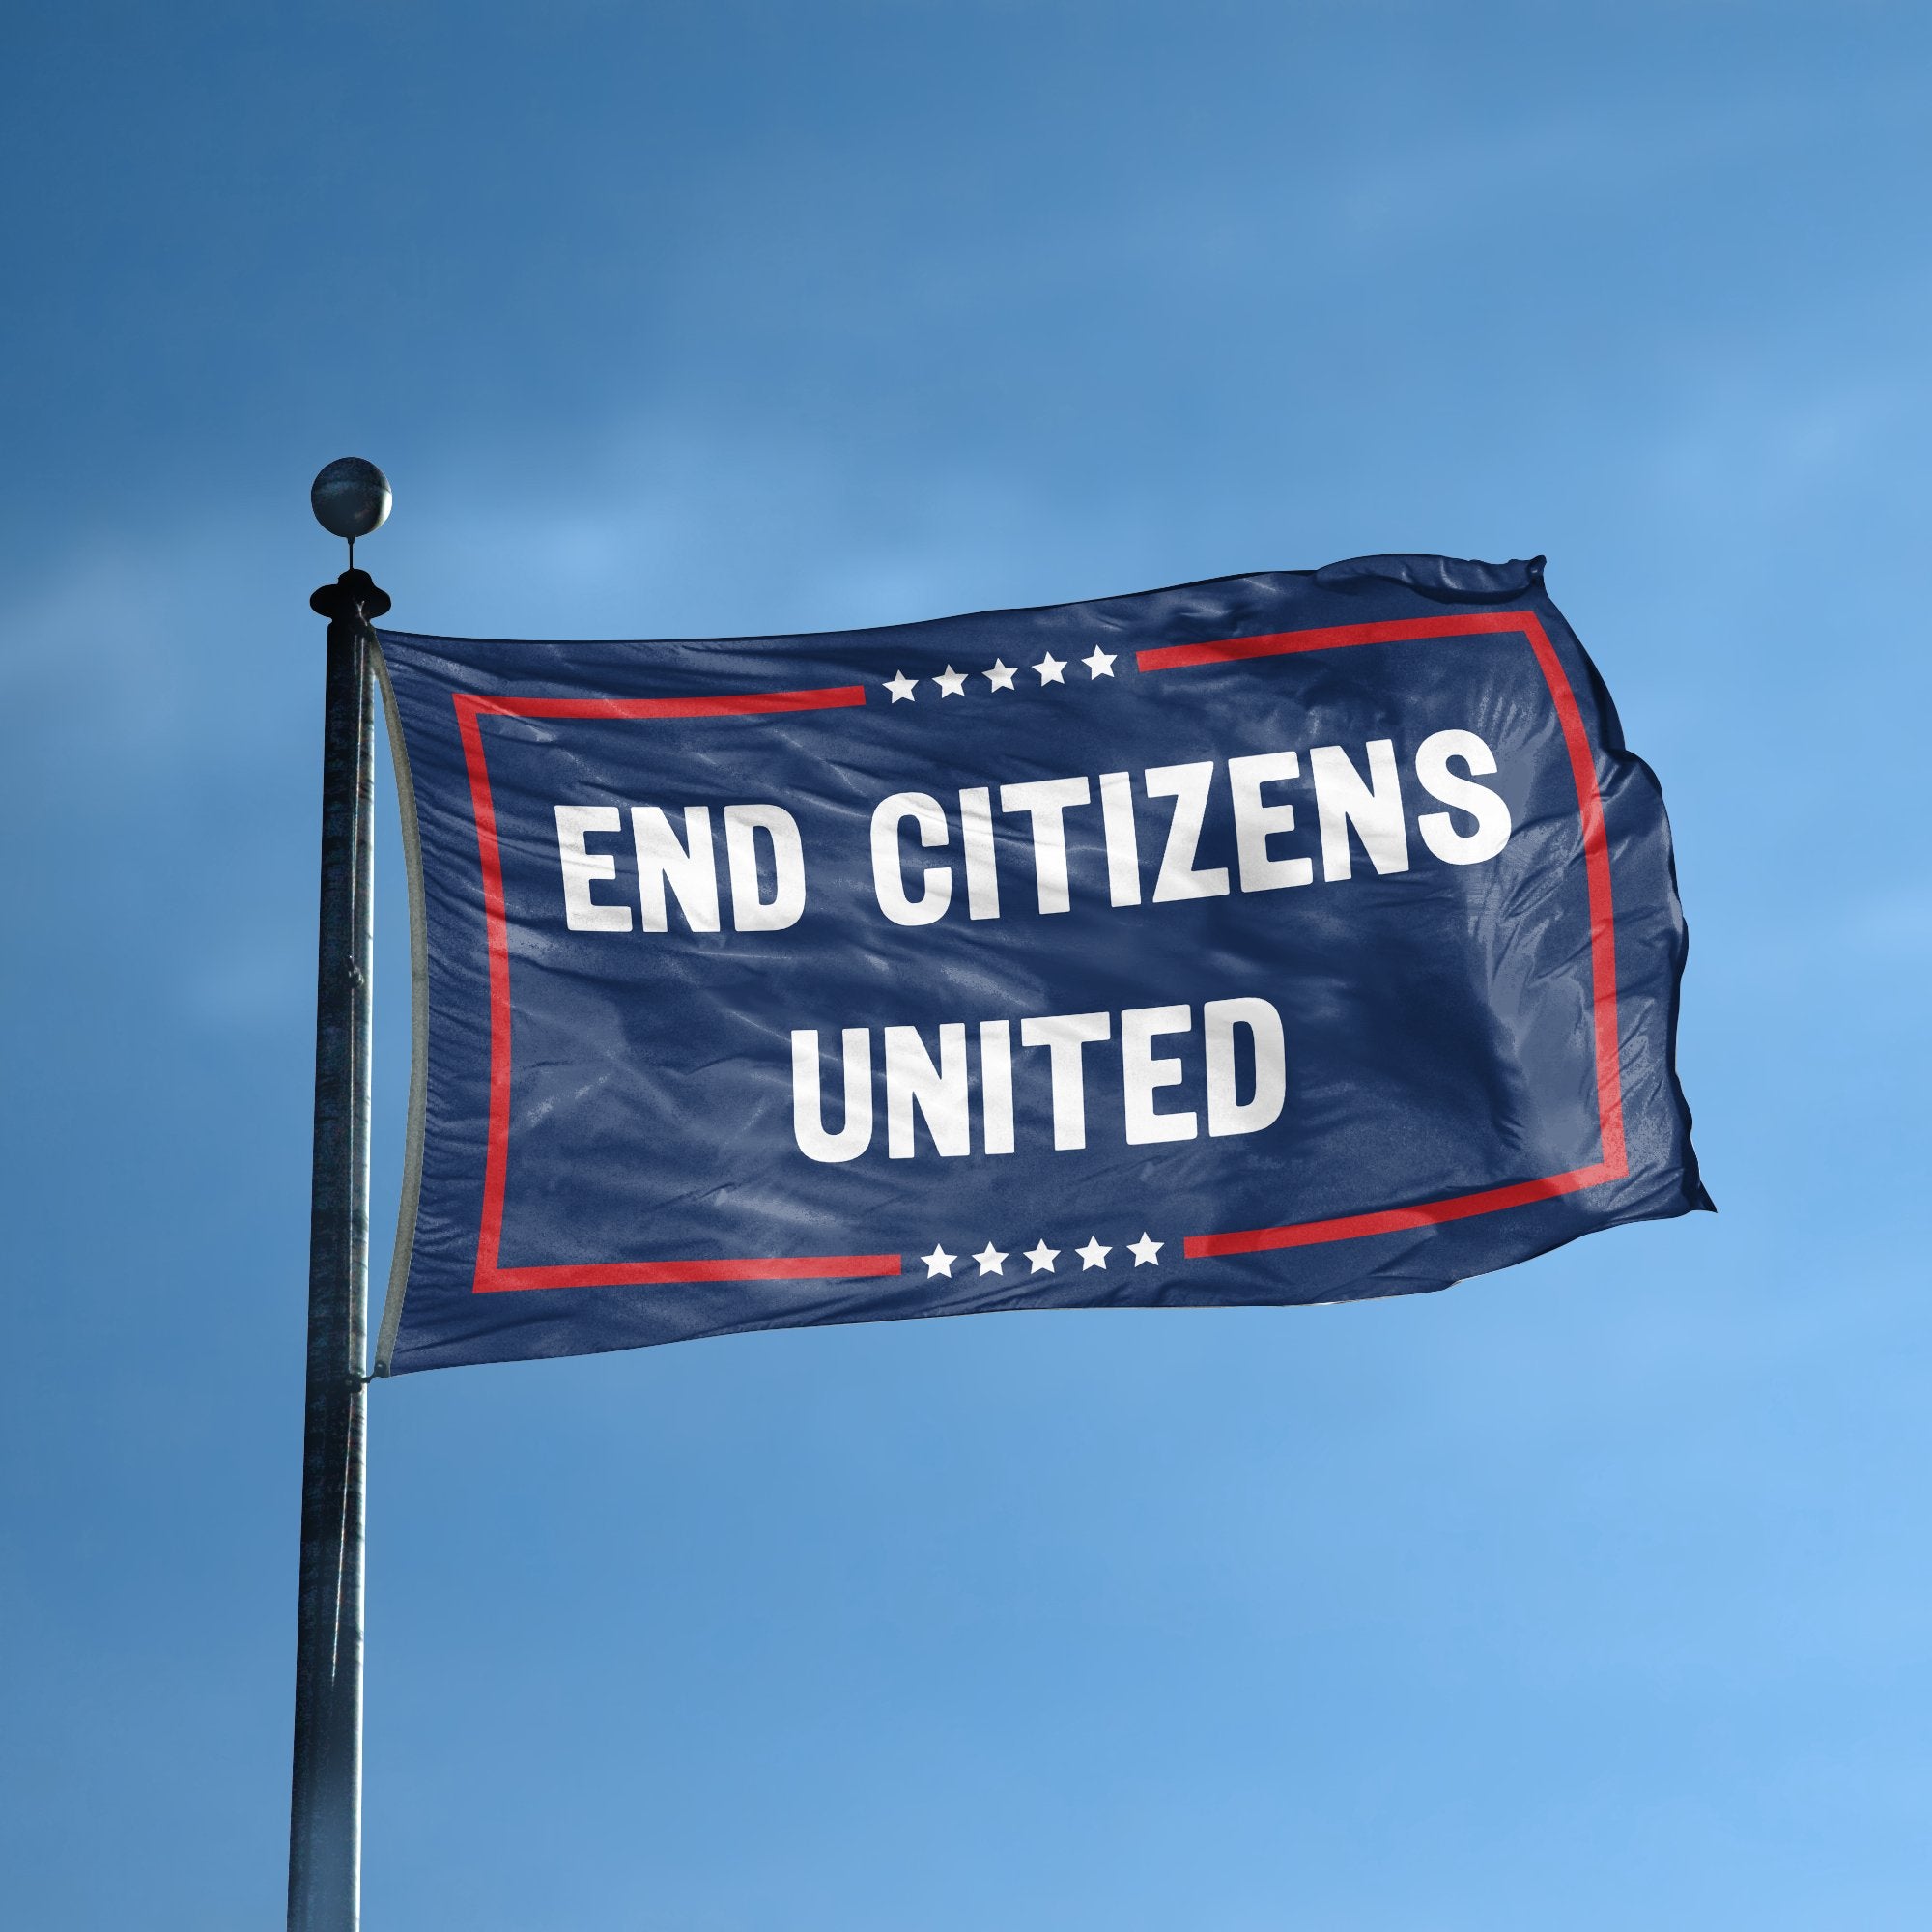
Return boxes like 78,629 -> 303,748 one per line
1082,646 -> 1117,679
1024,1239 -> 1060,1274
1033,652 -> 1066,685
973,1241 -> 1009,1276
1128,1233 -> 1164,1267
1075,1236 -> 1112,1270
884,669 -> 918,703
982,659 -> 1017,692
932,665 -> 968,697
922,1244 -> 956,1278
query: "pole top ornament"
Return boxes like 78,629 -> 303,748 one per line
310,457 -> 392,542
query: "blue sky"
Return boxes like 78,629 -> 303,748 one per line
3,3 -> 1929,1926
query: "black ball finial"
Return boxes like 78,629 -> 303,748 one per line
310,457 -> 392,542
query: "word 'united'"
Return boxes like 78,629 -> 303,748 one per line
790,998 -> 1286,1164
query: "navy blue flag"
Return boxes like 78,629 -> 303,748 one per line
371,554 -> 1707,1376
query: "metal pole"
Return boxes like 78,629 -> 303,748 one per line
289,563 -> 388,1932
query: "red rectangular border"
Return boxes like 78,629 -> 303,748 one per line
1138,610 -> 1628,1255
452,610 -> 1626,1293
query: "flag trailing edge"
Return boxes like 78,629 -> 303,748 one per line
369,553 -> 1708,1375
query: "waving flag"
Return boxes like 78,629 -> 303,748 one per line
371,554 -> 1707,1374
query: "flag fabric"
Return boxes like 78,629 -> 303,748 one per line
371,554 -> 1707,1376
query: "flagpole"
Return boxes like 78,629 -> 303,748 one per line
290,461 -> 391,1932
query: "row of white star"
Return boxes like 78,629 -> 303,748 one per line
919,1234 -> 1163,1279
883,648 -> 1118,702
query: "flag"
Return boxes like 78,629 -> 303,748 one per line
371,554 -> 1707,1374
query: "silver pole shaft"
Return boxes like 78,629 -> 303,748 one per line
289,571 -> 383,1932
